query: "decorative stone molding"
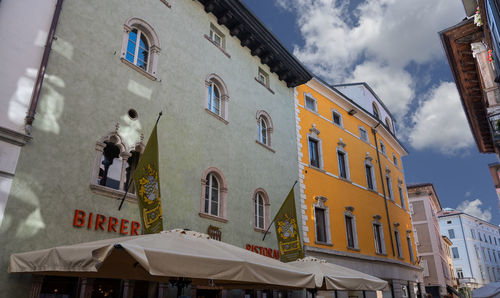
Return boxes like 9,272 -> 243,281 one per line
337,138 -> 346,148
205,73 -> 230,122
394,222 -> 400,227
200,167 -> 228,220
365,152 -> 373,161
309,124 -> 320,136
373,214 -> 382,221
385,165 -> 391,174
252,188 -> 270,232
315,196 -> 328,208
0,126 -> 32,146
345,206 -> 355,212
398,178 -> 403,184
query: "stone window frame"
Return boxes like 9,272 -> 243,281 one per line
336,139 -> 350,180
398,179 -> 406,209
385,168 -> 393,200
359,126 -> 369,143
313,196 -> 332,245
205,73 -> 230,124
200,167 -> 228,223
204,23 -> 230,58
344,206 -> 359,250
89,125 -> 144,202
365,153 -> 377,191
304,92 -> 318,113
379,140 -> 386,156
372,102 -> 380,120
255,67 -> 274,94
307,125 -> 323,170
332,108 -> 343,128
372,215 -> 386,255
252,188 -> 270,233
256,110 -> 274,151
120,17 -> 161,80
393,153 -> 399,168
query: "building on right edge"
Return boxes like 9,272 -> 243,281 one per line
295,78 -> 423,298
407,183 -> 459,298
440,0 -> 500,206
438,209 -> 500,290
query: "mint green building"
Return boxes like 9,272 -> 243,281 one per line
0,0 -> 311,296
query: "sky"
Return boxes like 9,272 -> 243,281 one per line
242,0 -> 499,225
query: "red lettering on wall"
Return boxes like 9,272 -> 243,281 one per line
108,217 -> 118,233
246,244 -> 251,250
87,213 -> 93,229
130,221 -> 141,235
95,214 -> 106,231
73,210 -> 86,227
245,244 -> 280,260
120,219 -> 129,235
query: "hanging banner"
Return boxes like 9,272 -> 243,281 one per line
274,187 -> 303,262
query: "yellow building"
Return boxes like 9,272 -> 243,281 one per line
295,79 -> 424,298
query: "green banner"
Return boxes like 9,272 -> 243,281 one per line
274,187 -> 303,262
134,124 -> 163,234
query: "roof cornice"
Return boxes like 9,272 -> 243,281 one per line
196,0 -> 312,87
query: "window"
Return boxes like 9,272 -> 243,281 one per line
395,230 -> 403,258
253,189 -> 270,231
332,110 -> 343,127
256,110 -> 273,148
314,196 -> 330,244
386,175 -> 393,200
359,127 -> 369,142
393,154 -> 399,167
447,220 -> 452,224
407,232 -> 415,262
380,140 -> 386,155
210,27 -> 223,47
398,184 -> 406,209
372,102 -> 380,119
309,137 -> 321,168
200,167 -> 227,221
472,229 -> 477,239
305,95 -> 317,112
457,268 -> 464,279
385,117 -> 393,132
366,164 -> 375,190
480,233 -> 484,241
121,18 -> 161,79
448,229 -> 455,239
90,129 -> 144,198
452,247 -> 460,259
337,150 -> 349,179
344,209 -> 358,249
256,68 -> 270,88
372,219 -> 386,254
205,74 -> 229,122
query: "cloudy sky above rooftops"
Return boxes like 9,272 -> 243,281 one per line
242,0 -> 498,224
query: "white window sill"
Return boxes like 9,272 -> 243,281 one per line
255,140 -> 275,153
205,108 -> 228,125
120,58 -> 157,81
204,34 -> 231,58
199,212 -> 228,223
307,165 -> 325,173
254,77 -> 275,94
347,246 -> 360,252
254,227 -> 271,234
315,240 -> 333,246
89,183 -> 137,203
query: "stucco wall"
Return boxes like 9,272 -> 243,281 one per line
0,0 -> 301,295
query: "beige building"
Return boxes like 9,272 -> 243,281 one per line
407,184 -> 458,298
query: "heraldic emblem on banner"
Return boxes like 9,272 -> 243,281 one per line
273,186 -> 303,262
137,163 -> 162,230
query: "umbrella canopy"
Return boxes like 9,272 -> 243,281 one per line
9,229 -> 316,289
472,282 -> 500,298
288,257 -> 387,291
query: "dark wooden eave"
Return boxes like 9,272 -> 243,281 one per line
196,0 -> 312,87
440,19 -> 495,153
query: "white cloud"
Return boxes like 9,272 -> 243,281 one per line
456,199 -> 493,222
407,82 -> 474,154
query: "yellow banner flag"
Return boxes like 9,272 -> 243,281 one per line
274,186 -> 303,262
134,123 -> 163,234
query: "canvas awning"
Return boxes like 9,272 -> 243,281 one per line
288,257 -> 388,291
9,229 -> 316,289
472,282 -> 500,298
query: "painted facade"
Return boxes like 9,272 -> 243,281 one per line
438,210 -> 500,290
407,183 -> 457,298
295,79 -> 423,298
0,0 -> 312,296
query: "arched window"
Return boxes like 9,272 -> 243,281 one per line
121,18 -> 161,79
90,126 -> 144,199
372,102 -> 380,120
253,189 -> 270,231
200,167 -> 228,222
205,74 -> 229,122
256,110 -> 273,148
204,173 -> 220,216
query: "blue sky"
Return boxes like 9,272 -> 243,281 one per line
242,0 -> 499,225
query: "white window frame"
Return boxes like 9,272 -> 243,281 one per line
209,23 -> 225,49
452,247 -> 460,259
332,109 -> 343,127
386,174 -> 393,200
359,126 -> 369,143
380,140 -> 386,155
398,182 -> 406,209
304,93 -> 317,112
337,146 -> 350,180
205,73 -> 230,123
314,196 -> 331,245
200,167 -> 228,222
308,126 -> 323,169
253,190 -> 270,231
393,154 -> 399,168
365,156 -> 377,191
407,231 -> 415,262
344,209 -> 359,249
120,17 -> 161,80
256,110 -> 273,149
394,229 -> 403,258
257,67 -> 270,88
372,218 -> 386,254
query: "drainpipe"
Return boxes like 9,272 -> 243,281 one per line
372,124 -> 395,257
25,0 -> 64,135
